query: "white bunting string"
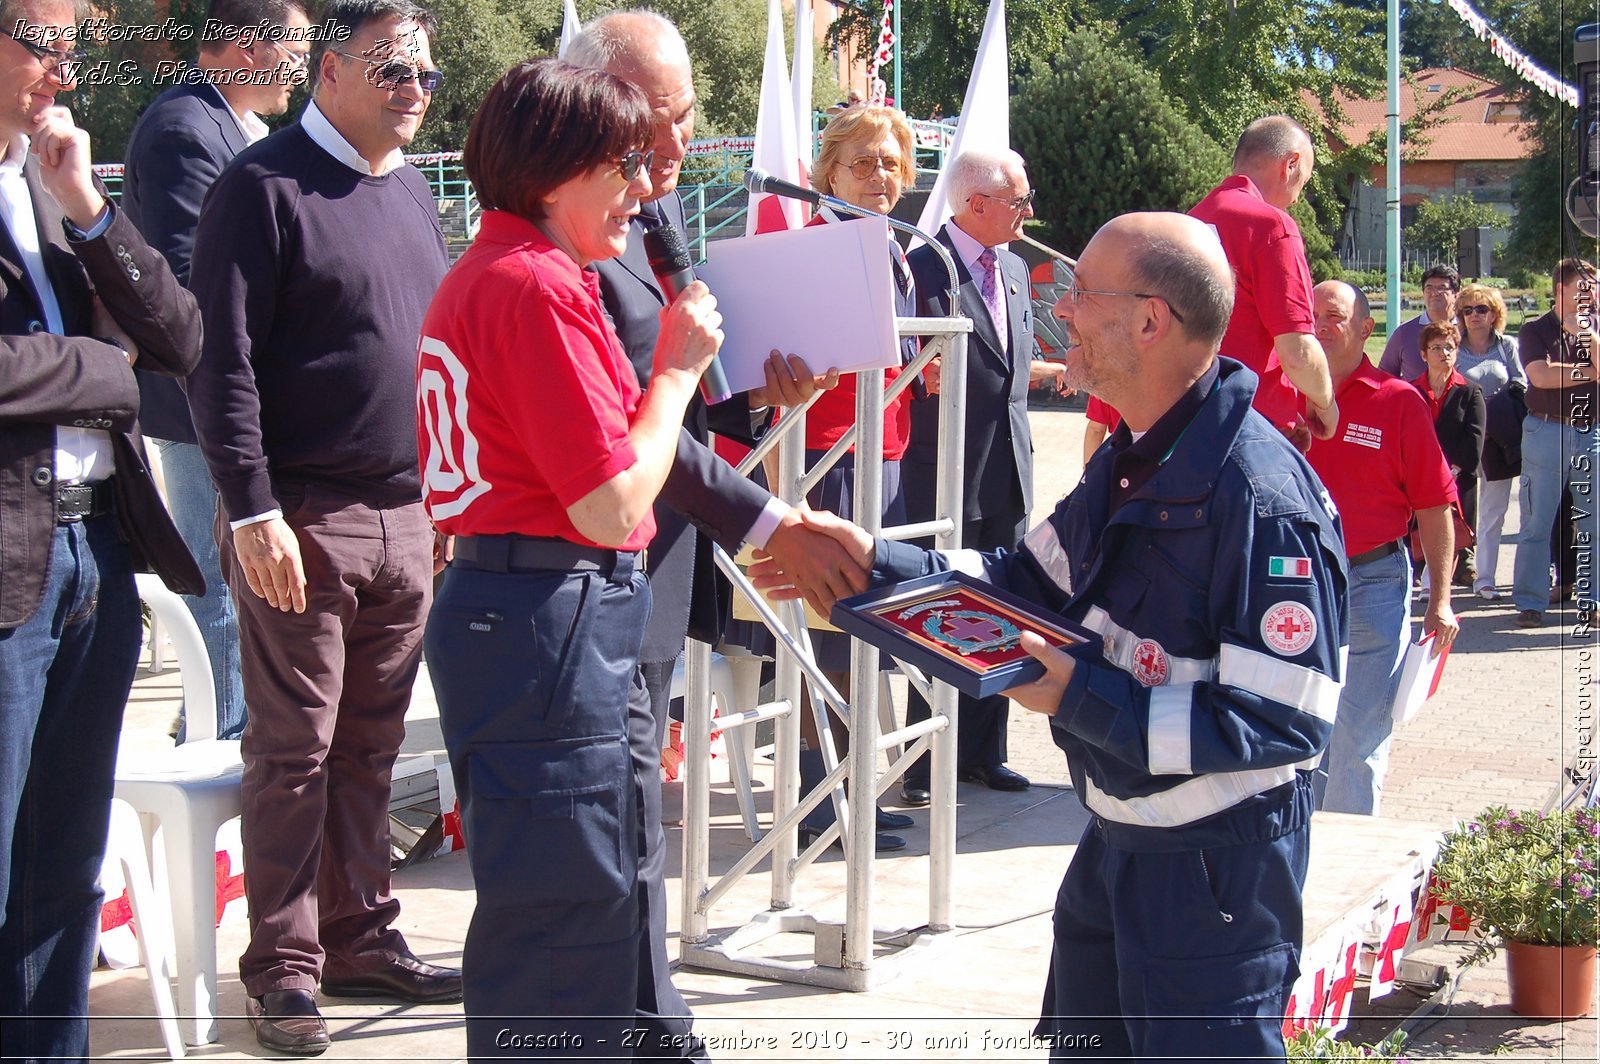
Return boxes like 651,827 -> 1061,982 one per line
1444,0 -> 1578,107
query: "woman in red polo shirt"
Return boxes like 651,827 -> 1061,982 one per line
414,59 -> 721,1057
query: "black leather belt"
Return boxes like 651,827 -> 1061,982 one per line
452,534 -> 642,577
57,479 -> 115,523
1349,539 -> 1402,567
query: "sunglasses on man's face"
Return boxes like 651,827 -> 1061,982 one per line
335,51 -> 444,92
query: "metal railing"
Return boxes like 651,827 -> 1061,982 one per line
91,114 -> 953,256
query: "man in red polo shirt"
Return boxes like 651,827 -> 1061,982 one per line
1306,280 -> 1459,815
1191,115 -> 1337,447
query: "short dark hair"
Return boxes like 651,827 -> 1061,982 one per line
1421,263 -> 1460,291
1232,115 -> 1310,171
1555,257 -> 1599,290
310,0 -> 437,91
465,58 -> 652,223
1128,235 -> 1233,348
1420,320 -> 1460,351
202,0 -> 309,42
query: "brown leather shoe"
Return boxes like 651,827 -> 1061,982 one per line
1516,609 -> 1544,629
248,989 -> 329,1056
321,953 -> 463,1004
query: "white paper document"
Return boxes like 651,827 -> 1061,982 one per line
1392,631 -> 1450,724
695,217 -> 901,395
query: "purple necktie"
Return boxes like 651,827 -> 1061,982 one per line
977,247 -> 1003,333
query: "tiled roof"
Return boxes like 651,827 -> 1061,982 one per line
1310,68 -> 1533,163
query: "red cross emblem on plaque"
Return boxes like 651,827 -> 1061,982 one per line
945,615 -> 1003,643
1130,638 -> 1170,687
1261,601 -> 1316,656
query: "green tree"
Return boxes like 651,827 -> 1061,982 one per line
1012,25 -> 1228,256
1405,192 -> 1505,256
410,0 -> 550,152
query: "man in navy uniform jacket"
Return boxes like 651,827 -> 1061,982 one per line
756,212 -> 1348,1063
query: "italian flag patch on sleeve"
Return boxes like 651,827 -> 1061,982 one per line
1269,556 -> 1313,579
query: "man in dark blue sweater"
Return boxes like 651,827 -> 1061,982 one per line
186,0 -> 458,1053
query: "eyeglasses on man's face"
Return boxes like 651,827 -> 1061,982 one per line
971,189 -> 1036,213
615,149 -> 655,182
839,154 -> 902,180
2,26 -> 86,74
334,51 -> 444,92
258,38 -> 310,72
1063,282 -> 1186,324
1422,283 -> 1456,296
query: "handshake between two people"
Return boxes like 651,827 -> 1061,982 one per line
748,510 -> 1078,718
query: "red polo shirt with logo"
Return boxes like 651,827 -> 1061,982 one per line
1306,360 -> 1457,558
416,211 -> 651,550
1189,175 -> 1315,432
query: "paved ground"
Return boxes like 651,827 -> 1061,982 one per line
89,402 -> 1596,1060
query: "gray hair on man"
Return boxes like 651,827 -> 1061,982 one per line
1126,223 -> 1235,349
945,147 -> 1026,212
1232,114 -> 1311,171
565,8 -> 689,69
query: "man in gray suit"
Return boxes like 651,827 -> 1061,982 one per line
121,0 -> 312,741
901,148 -> 1064,803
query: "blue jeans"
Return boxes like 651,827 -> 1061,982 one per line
154,439 -> 246,741
1513,415 -> 1600,613
0,517 -> 142,1060
1318,548 -> 1410,815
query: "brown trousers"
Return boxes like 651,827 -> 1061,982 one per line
221,487 -> 433,995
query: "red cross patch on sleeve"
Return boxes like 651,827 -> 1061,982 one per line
1261,601 -> 1316,656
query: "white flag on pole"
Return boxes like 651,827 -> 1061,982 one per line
791,0 -> 815,171
557,0 -> 580,58
913,0 -> 1009,242
748,0 -> 806,235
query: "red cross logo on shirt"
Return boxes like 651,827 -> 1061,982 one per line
1130,639 -> 1170,687
1261,601 -> 1316,656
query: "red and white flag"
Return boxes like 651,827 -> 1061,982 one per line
747,0 -> 807,235
913,0 -> 1009,242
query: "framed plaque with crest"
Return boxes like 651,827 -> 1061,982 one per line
830,572 -> 1100,697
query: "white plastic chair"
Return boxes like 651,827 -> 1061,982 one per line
670,651 -> 760,840
99,798 -> 186,1060
115,573 -> 241,1046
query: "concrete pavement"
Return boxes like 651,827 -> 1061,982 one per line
87,403 -> 1596,1060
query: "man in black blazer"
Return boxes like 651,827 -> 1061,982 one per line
0,2 -> 202,1055
568,11 -> 865,1060
121,0 -> 313,741
901,148 -> 1064,802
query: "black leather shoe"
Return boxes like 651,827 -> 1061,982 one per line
321,953 -> 463,1004
958,764 -> 1030,791
876,807 -> 915,830
798,825 -> 907,852
248,989 -> 329,1056
900,782 -> 931,807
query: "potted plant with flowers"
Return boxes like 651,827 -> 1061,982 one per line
1429,804 -> 1600,1019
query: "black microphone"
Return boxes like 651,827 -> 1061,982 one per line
744,167 -> 822,206
642,219 -> 733,405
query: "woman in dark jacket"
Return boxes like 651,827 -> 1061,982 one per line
1412,321 -> 1486,590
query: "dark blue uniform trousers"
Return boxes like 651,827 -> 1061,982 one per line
1035,777 -> 1311,1062
428,556 -> 661,1060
